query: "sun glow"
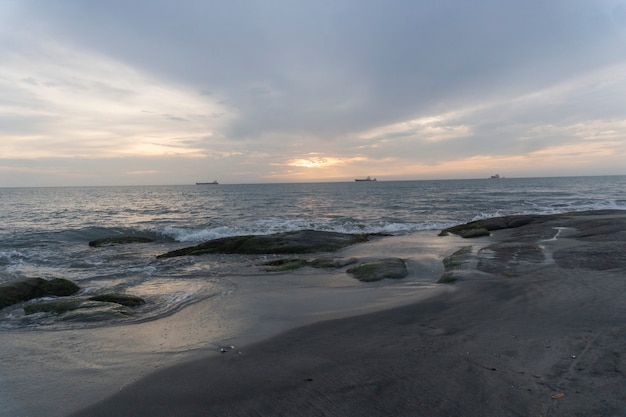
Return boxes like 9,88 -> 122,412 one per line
284,154 -> 367,168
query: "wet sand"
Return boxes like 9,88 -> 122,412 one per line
68,211 -> 626,417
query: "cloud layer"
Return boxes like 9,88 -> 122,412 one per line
2,0 -> 626,185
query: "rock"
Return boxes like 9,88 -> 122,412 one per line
439,214 -> 546,238
439,222 -> 491,238
553,242 -> 626,270
24,293 -> 145,317
60,302 -> 133,322
23,299 -> 82,315
261,259 -> 310,272
437,272 -> 458,284
0,278 -> 46,309
438,246 -> 473,284
309,257 -> 358,268
89,236 -> 154,247
0,278 -> 80,309
40,278 -> 81,296
88,293 -> 146,307
457,228 -> 490,238
157,230 -> 369,258
347,258 -> 408,282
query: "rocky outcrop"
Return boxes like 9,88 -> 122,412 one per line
157,230 -> 369,258
89,236 -> 154,247
0,278 -> 80,309
347,258 -> 408,282
439,214 -> 545,238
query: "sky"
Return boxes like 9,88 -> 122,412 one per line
1,0 -> 626,186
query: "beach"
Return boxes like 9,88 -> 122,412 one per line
1,224 -> 466,417
55,210 -> 626,416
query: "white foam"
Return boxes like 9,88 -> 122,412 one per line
159,218 -> 450,243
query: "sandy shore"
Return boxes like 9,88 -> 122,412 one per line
4,211 -> 625,416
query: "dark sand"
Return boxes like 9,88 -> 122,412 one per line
69,211 -> 626,417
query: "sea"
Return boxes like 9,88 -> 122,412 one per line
1,175 -> 625,330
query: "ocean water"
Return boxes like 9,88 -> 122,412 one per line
1,175 -> 625,329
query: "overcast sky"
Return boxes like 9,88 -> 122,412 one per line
1,0 -> 626,186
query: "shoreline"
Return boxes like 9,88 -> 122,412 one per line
2,210 -> 625,416
68,210 -> 626,417
1,230 -> 471,417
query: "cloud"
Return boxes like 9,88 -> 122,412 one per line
1,0 -> 625,185
0,35 -> 234,159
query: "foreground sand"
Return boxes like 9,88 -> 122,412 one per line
67,210 -> 626,417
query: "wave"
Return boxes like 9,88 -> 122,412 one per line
470,199 -> 626,222
159,217 -> 453,243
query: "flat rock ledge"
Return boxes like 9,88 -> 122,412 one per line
157,230 -> 369,258
439,210 -> 626,278
439,214 -> 547,238
439,209 -> 626,239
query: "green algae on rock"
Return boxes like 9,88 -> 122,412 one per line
157,230 -> 369,258
347,258 -> 408,282
439,214 -> 545,238
0,278 -> 80,309
23,299 -> 83,315
438,246 -> 473,284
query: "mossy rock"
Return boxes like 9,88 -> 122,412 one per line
347,258 -> 408,282
158,230 -> 369,258
439,223 -> 490,238
437,272 -> 458,284
309,257 -> 358,268
40,278 -> 81,296
24,299 -> 82,315
438,246 -> 474,284
1,278 -> 46,309
89,236 -> 154,247
88,293 -> 146,307
439,214 -> 547,238
457,228 -> 490,238
0,278 -> 80,309
442,246 -> 473,270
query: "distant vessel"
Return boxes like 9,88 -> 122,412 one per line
490,174 -> 501,179
355,176 -> 377,182
196,181 -> 219,185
